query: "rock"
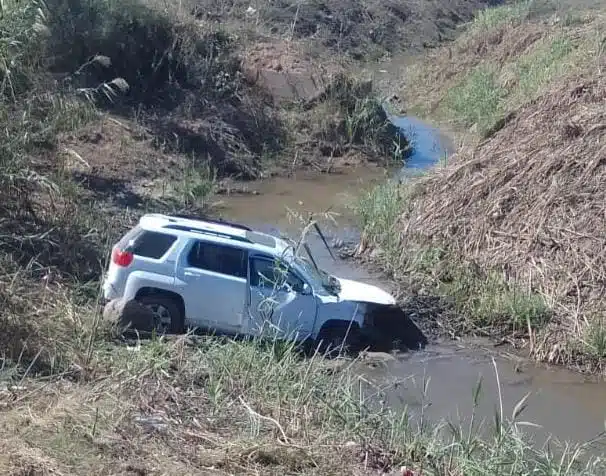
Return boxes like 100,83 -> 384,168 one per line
134,413 -> 169,433
103,298 -> 156,332
331,238 -> 344,249
240,41 -> 335,105
361,351 -> 397,363
246,67 -> 324,104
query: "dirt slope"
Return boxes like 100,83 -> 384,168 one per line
401,74 -> 606,329
199,0 -> 500,59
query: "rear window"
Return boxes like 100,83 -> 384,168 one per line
130,231 -> 177,259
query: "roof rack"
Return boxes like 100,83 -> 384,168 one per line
168,213 -> 252,231
163,224 -> 252,244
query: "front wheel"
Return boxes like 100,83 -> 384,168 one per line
316,324 -> 362,358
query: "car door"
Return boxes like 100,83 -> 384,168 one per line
247,254 -> 318,342
175,239 -> 248,334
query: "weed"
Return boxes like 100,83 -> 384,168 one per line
581,320 -> 606,359
355,181 -> 551,335
355,180 -> 406,254
316,74 -> 407,162
561,12 -> 588,26
173,158 -> 218,210
439,266 -> 550,331
3,332 -> 601,474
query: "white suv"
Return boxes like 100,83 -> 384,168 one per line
102,213 -> 404,351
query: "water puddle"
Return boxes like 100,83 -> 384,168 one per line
366,342 -> 606,451
389,114 -> 454,180
215,117 -> 606,450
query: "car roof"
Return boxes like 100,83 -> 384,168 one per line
138,213 -> 291,256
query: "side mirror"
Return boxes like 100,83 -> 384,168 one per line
301,283 -> 312,295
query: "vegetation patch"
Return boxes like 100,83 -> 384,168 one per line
1,321 -> 604,474
354,181 -> 551,341
444,65 -> 506,136
466,0 -> 538,33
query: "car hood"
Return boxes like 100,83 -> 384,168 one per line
335,277 -> 396,306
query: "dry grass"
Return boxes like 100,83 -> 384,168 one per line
414,75 -> 606,371
348,0 -> 606,373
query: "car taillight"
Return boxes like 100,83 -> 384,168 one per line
112,247 -> 134,267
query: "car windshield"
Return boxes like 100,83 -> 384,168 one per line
292,253 -> 341,296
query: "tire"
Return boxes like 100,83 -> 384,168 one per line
316,323 -> 361,358
137,295 -> 184,335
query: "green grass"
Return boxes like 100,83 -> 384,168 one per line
406,1 -> 605,141
173,158 -> 218,209
515,35 -> 576,100
444,65 -> 506,136
439,266 -> 551,331
469,0 -> 535,32
2,327 -> 604,474
355,180 -> 407,253
441,33 -> 580,135
581,320 -> 606,360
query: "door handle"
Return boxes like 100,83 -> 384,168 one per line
184,270 -> 202,277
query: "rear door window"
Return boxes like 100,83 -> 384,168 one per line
187,241 -> 248,279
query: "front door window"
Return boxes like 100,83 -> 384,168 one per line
250,257 -> 305,294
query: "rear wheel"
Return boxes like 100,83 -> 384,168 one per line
137,295 -> 184,335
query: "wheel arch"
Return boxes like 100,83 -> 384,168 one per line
135,287 -> 186,321
316,318 -> 361,337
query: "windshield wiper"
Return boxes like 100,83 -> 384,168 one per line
313,222 -> 336,261
303,242 -> 319,271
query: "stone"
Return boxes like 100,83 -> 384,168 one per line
103,298 -> 156,332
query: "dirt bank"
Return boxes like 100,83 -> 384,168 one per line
355,1 -> 606,376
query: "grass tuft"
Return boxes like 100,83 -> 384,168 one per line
581,320 -> 606,360
468,0 -> 535,32
514,34 -> 575,100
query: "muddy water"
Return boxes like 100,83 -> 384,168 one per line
213,125 -> 606,451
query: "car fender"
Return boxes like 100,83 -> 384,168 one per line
124,271 -> 177,301
312,300 -> 369,338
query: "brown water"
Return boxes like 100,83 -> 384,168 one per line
214,164 -> 606,452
